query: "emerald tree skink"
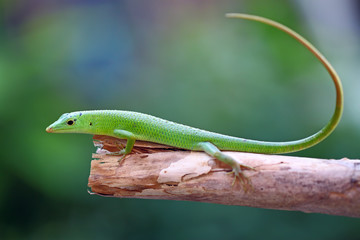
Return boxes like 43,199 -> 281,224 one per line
46,14 -> 343,187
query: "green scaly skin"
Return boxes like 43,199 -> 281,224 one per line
46,14 -> 343,189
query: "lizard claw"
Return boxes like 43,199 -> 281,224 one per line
229,164 -> 254,192
117,154 -> 127,164
106,149 -> 128,164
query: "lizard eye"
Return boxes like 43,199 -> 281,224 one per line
67,120 -> 75,126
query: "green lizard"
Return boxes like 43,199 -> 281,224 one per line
46,13 -> 343,187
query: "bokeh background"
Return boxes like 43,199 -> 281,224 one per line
1,0 -> 360,239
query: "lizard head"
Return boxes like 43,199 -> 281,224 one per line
46,111 -> 94,134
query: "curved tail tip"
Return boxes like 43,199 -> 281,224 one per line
225,13 -> 249,18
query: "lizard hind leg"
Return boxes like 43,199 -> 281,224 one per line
195,142 -> 254,191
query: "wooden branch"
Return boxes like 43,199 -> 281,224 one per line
88,135 -> 360,218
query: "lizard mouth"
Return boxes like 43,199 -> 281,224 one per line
46,127 -> 53,133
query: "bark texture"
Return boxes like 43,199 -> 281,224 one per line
88,135 -> 360,218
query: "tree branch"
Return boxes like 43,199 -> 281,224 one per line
88,135 -> 360,218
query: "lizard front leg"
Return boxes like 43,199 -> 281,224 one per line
110,129 -> 136,163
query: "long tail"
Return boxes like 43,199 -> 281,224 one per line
223,13 -> 343,153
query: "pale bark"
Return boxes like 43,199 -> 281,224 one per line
88,135 -> 360,218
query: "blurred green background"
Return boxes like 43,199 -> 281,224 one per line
1,0 -> 360,239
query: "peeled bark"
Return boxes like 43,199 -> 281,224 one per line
88,135 -> 360,218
